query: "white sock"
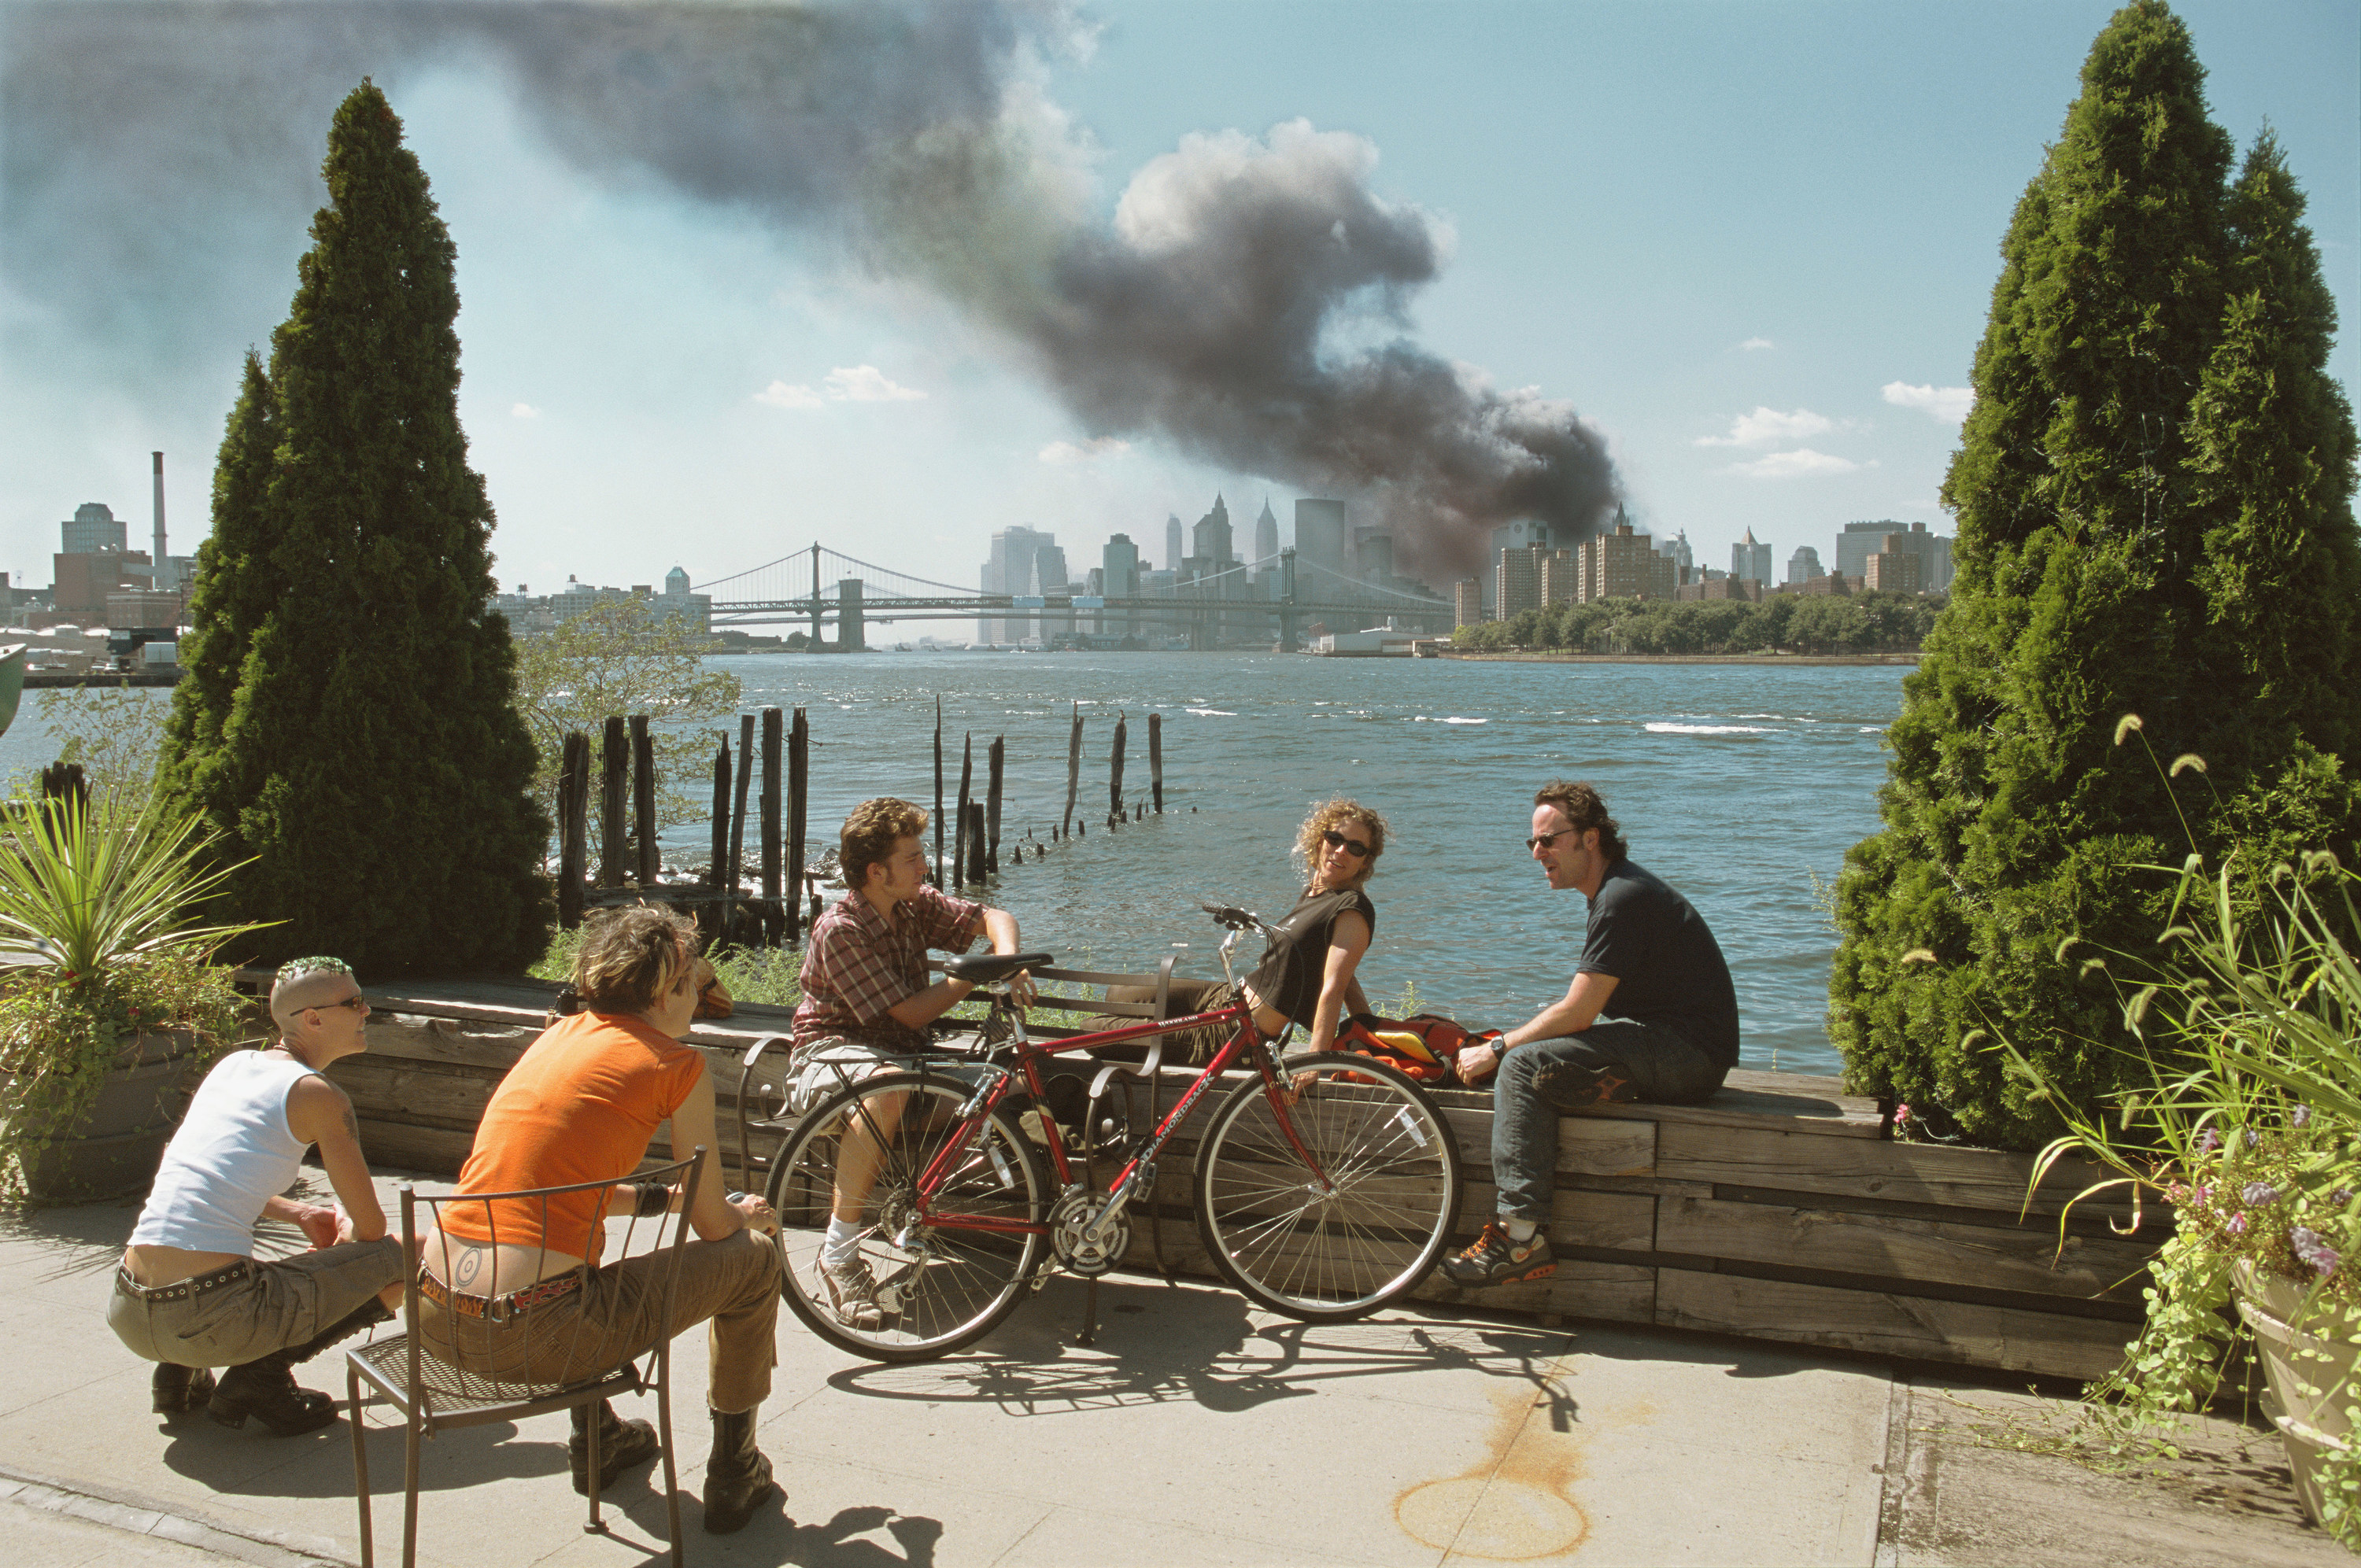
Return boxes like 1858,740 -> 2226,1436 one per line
1503,1216 -> 1538,1244
822,1217 -> 860,1269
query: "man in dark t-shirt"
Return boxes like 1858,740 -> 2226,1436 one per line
1441,780 -> 1738,1286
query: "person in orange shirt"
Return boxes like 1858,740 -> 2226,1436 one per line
425,907 -> 784,1536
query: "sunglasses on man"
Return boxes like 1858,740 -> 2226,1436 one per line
309,994 -> 368,1014
1321,828 -> 1373,858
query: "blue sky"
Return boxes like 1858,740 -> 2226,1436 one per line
2,0 -> 2354,601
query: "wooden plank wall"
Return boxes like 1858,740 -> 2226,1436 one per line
329,979 -> 2158,1384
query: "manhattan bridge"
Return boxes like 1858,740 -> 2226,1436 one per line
690,544 -> 1453,651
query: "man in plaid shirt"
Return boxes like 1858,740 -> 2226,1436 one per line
788,797 -> 1035,1327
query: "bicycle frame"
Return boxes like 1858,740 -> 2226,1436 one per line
895,995 -> 1334,1250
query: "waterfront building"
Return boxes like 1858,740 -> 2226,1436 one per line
653,564 -> 711,632
1490,518 -> 1554,556
1253,499 -> 1279,576
1731,529 -> 1773,585
1354,528 -> 1395,582
1837,519 -> 1951,588
1294,499 -> 1349,587
1103,533 -> 1140,639
1864,537 -> 1924,594
1165,514 -> 1184,573
1538,548 -> 1580,607
61,501 -> 127,555
981,524 -> 1055,644
1662,528 -> 1694,585
1578,518 -> 1669,602
1496,544 -> 1543,619
1786,545 -> 1824,585
1192,495 -> 1234,570
1454,578 -> 1483,629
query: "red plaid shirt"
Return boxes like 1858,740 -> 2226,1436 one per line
789,884 -> 985,1051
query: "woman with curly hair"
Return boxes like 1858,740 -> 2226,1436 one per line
1242,798 -> 1389,1056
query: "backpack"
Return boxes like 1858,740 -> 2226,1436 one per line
1334,1013 -> 1477,1083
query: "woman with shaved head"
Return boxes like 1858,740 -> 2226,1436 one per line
108,957 -> 404,1436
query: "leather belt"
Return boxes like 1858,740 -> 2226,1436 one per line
116,1259 -> 252,1302
417,1267 -> 582,1321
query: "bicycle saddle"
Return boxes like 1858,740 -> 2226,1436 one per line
943,950 -> 1053,985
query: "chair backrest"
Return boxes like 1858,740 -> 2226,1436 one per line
397,1150 -> 706,1400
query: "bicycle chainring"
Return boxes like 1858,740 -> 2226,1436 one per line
1048,1189 -> 1130,1278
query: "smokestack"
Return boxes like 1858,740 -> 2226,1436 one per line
150,451 -> 168,592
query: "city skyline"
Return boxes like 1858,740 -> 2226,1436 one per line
5,2 -> 2352,598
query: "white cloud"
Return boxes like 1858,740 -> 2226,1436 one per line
511,402 -> 540,419
1039,437 -> 1132,464
1882,381 -> 1975,424
1728,448 -> 1872,479
754,380 -> 824,409
823,364 -> 926,402
1697,406 -> 1835,448
1737,336 -> 1774,351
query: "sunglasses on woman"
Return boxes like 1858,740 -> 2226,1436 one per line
1321,828 -> 1373,858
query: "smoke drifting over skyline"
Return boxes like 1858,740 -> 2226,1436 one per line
2,1 -> 1617,575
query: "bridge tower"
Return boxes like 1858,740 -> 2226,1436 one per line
808,544 -> 824,647
837,578 -> 865,652
1278,548 -> 1299,651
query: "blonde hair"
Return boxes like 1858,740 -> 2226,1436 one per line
1294,797 -> 1387,888
573,905 -> 700,1013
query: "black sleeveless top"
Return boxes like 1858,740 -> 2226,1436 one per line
1245,887 -> 1377,1028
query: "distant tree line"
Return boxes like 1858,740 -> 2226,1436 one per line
1450,591 -> 1943,656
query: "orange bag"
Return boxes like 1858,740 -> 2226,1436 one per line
1334,1013 -> 1471,1083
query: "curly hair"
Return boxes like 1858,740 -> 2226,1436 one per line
1294,797 -> 1388,888
1533,780 -> 1628,862
573,905 -> 700,1014
841,796 -> 929,891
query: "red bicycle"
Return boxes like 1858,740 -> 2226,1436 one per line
744,905 -> 1465,1362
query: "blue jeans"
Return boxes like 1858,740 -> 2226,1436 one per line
1491,1020 -> 1727,1223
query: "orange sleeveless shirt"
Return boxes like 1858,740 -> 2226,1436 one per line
438,1011 -> 706,1261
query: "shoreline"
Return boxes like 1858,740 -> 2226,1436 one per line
1439,651 -> 1920,666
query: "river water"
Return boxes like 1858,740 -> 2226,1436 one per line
2,653 -> 1907,1075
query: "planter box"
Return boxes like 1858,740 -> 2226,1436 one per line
14,1030 -> 201,1201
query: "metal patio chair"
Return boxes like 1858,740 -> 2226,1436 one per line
345,1151 -> 707,1568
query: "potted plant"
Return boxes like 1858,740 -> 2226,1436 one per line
0,791 -> 260,1201
1997,839 -> 2361,1544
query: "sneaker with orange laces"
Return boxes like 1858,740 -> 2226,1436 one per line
1440,1221 -> 1554,1286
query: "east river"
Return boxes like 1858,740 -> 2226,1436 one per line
6,652 -> 1909,1076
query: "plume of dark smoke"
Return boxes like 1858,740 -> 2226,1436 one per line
2,0 -> 1616,574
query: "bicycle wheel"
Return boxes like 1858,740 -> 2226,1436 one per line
1193,1051 -> 1464,1321
766,1070 -> 1048,1362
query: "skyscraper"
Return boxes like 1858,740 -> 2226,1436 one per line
1103,533 -> 1140,638
1166,514 -> 1184,573
1294,499 -> 1348,587
1192,494 -> 1233,569
981,525 -> 1052,644
1731,528 -> 1773,584
1253,498 -> 1279,572
1786,545 -> 1824,584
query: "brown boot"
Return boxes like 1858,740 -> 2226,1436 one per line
151,1362 -> 216,1415
568,1399 -> 661,1496
700,1408 -> 778,1534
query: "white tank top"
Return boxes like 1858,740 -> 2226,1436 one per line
129,1050 -> 320,1256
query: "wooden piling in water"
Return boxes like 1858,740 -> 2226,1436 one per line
1148,711 -> 1163,814
760,707 -> 783,940
1062,703 -> 1082,836
1109,714 -> 1126,825
785,706 -> 809,943
600,717 -> 628,889
558,731 -> 589,929
630,714 -> 658,886
726,714 -> 755,937
932,698 -> 945,887
966,801 -> 988,883
705,740 -> 730,943
986,736 -> 1004,873
954,732 -> 974,893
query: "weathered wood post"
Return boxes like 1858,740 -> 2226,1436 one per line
760,707 -> 783,943
1109,713 -> 1126,825
1061,703 -> 1081,836
785,706 -> 809,944
953,732 -> 974,893
966,801 -> 988,883
986,736 -> 1004,873
704,740 -> 730,943
1148,711 -> 1163,814
557,731 -> 589,929
630,714 -> 658,885
725,714 -> 756,942
600,716 -> 628,889
932,697 -> 944,887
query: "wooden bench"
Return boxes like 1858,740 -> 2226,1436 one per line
312,972 -> 2159,1383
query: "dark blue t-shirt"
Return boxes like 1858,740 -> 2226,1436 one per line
1576,860 -> 1740,1067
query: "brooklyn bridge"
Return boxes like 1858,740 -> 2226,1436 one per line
691,544 -> 1454,650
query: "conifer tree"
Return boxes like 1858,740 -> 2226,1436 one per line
1829,2 -> 2361,1147
157,82 -> 549,975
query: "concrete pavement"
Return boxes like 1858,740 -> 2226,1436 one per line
0,1165 -> 2337,1567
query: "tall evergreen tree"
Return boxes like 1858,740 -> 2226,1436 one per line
157,82 -> 549,975
1829,2 -> 2361,1148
